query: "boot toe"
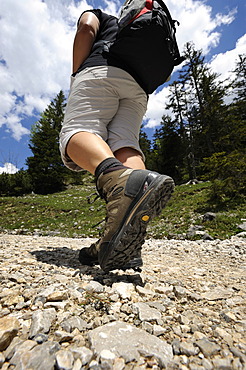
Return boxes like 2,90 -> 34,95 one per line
79,247 -> 98,266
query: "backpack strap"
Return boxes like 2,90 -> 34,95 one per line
154,0 -> 176,28
154,0 -> 186,65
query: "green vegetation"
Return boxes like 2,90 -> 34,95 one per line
1,180 -> 244,240
149,182 -> 245,240
26,91 -> 69,194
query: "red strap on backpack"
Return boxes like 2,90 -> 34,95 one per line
132,0 -> 153,21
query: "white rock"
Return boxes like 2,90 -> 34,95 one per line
112,283 -> 135,299
55,349 -> 74,370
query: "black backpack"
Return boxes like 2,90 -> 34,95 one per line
104,0 -> 185,94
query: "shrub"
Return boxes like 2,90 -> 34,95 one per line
202,151 -> 246,201
0,170 -> 32,196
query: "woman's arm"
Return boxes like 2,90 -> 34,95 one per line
72,11 -> 100,74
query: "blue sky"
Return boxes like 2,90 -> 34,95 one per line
0,0 -> 245,173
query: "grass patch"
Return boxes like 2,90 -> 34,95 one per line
0,180 -> 245,240
149,182 -> 245,239
0,180 -> 105,238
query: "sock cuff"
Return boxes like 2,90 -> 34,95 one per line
95,157 -> 123,180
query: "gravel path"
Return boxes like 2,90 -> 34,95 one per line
0,233 -> 245,369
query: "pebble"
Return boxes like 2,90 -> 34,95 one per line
196,338 -> 221,357
28,308 -> 56,339
0,317 -> 20,351
55,349 -> 74,370
132,302 -> 162,322
0,234 -> 245,369
60,316 -> 88,333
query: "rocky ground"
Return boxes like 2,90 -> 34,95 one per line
0,233 -> 245,369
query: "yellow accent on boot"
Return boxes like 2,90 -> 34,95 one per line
142,215 -> 150,222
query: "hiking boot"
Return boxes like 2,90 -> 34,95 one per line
96,168 -> 175,272
79,239 -> 143,271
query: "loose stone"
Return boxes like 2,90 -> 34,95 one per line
88,321 -> 173,367
132,302 -> 162,322
0,316 -> 20,351
28,308 -> 56,339
55,349 -> 74,370
196,338 -> 221,357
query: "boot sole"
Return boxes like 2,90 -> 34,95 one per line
98,175 -> 174,272
79,247 -> 143,271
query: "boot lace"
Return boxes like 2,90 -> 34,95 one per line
87,191 -> 106,231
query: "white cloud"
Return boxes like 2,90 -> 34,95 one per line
0,162 -> 19,174
3,115 -> 30,141
0,0 -> 76,140
167,0 -> 236,53
24,95 -> 51,115
0,0 -> 241,140
145,87 -> 171,128
101,0 -> 120,16
0,0 -> 74,95
68,0 -> 93,22
0,93 -> 16,118
210,34 -> 246,82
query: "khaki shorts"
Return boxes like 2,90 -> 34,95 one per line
59,66 -> 148,171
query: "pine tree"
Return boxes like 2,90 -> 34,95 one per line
172,43 -> 228,176
151,115 -> 185,182
26,91 -> 68,194
166,80 -> 197,180
227,54 -> 246,150
202,55 -> 246,200
139,126 -> 153,169
233,54 -> 246,103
